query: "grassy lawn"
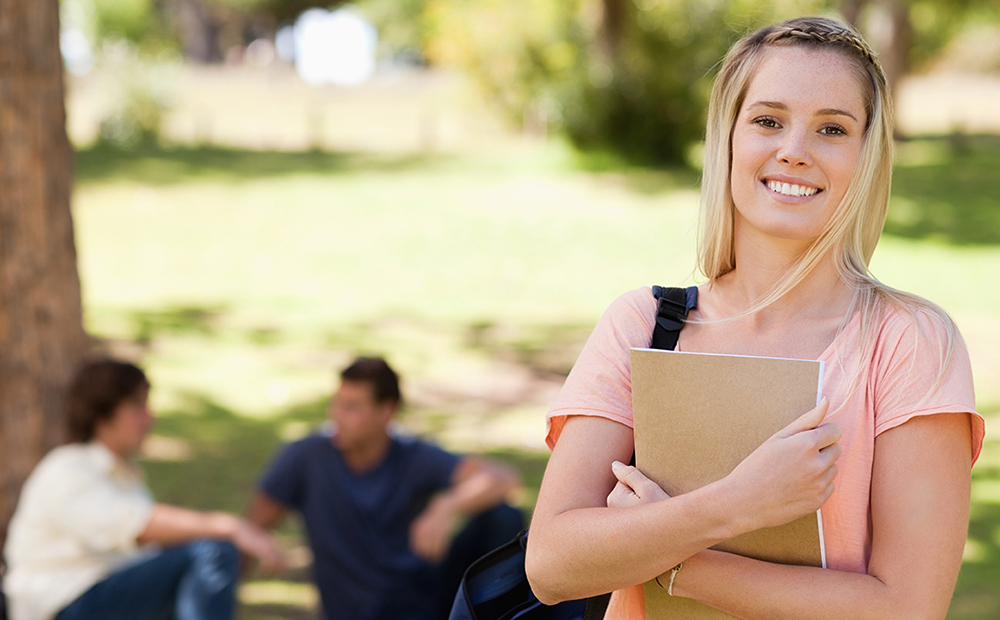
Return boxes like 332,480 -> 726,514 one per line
72,134 -> 1000,619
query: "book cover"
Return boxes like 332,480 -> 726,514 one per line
630,348 -> 826,619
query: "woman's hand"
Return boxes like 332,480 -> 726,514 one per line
607,461 -> 670,508
722,397 -> 842,534
228,516 -> 287,574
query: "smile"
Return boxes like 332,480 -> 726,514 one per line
764,180 -> 820,197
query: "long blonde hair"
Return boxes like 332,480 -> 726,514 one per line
698,16 -> 957,379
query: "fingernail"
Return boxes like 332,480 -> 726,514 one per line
611,460 -> 624,471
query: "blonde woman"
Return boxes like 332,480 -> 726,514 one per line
525,16 -> 984,620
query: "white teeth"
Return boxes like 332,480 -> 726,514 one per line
766,180 -> 819,197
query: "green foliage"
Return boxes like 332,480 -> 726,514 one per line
91,0 -> 173,51
94,40 -> 180,149
559,0 -> 733,165
909,0 -> 1000,71
423,0 -> 829,166
357,0 -> 428,58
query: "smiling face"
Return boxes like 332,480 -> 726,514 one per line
729,45 -> 866,250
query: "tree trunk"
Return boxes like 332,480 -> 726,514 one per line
175,0 -> 222,63
839,0 -> 869,28
878,0 -> 912,103
0,0 -> 87,553
597,0 -> 628,64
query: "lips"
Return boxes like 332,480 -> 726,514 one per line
764,179 -> 821,197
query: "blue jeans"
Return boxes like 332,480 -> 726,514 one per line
54,539 -> 239,620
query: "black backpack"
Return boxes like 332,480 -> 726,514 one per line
448,286 -> 698,620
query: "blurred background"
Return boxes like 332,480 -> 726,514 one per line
49,0 -> 1000,617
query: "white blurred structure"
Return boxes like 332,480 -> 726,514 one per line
292,6 -> 378,87
60,0 -> 96,76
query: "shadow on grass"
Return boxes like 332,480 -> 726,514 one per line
887,135 -> 1000,246
75,143 -> 452,186
463,321 -> 593,378
129,304 -> 227,345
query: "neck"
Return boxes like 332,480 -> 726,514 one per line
337,433 -> 392,474
94,435 -> 132,463
713,231 -> 852,325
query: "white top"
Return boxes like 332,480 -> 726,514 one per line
3,442 -> 155,620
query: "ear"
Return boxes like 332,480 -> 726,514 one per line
378,400 -> 397,421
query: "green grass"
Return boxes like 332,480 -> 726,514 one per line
72,135 -> 1000,619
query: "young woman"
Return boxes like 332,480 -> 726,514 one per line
3,359 -> 284,620
525,16 -> 983,620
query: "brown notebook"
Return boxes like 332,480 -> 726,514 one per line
630,348 -> 826,619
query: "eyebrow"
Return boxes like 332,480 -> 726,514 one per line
748,101 -> 859,122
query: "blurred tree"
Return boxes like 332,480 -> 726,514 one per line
0,0 -> 88,551
837,0 -> 1000,135
92,0 -> 173,48
426,0 -> 827,165
842,0 -> 1000,77
357,0 -> 427,61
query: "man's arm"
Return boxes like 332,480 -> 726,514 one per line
137,503 -> 285,572
409,455 -> 521,563
247,491 -> 289,530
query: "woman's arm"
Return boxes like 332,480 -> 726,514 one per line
657,412 -> 972,620
138,504 -> 286,572
526,399 -> 841,604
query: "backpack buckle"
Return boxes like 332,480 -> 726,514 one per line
656,294 -> 689,331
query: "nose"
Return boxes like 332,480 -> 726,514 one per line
776,128 -> 811,167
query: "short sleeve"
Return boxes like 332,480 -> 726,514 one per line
546,288 -> 658,449
410,439 -> 460,489
872,309 -> 984,462
259,440 -> 310,509
40,454 -> 154,553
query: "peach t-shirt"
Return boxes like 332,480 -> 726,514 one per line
545,288 -> 984,620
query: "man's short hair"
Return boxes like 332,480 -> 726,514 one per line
66,358 -> 148,443
340,357 -> 402,406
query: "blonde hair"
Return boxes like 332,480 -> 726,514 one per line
697,16 -> 957,381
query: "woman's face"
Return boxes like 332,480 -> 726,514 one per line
729,45 -> 866,249
95,385 -> 154,459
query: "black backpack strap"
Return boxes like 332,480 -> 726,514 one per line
650,285 -> 698,351
583,286 -> 698,620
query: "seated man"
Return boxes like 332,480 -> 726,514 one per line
249,356 -> 523,620
2,358 -> 284,620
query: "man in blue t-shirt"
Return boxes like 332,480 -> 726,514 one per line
249,357 -> 523,620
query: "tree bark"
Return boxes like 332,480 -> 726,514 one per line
839,0 -> 869,28
0,0 -> 87,552
175,0 -> 222,63
878,0 -> 912,102
597,0 -> 628,64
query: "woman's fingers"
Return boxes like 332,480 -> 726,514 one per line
607,461 -> 669,507
724,399 -> 845,532
775,397 -> 830,439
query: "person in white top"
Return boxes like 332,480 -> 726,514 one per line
2,359 -> 284,620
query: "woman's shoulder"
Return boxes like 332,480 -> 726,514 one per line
33,443 -> 103,476
872,291 -> 962,352
863,289 -> 973,398
600,287 -> 658,326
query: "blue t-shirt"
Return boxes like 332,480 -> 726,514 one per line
259,433 -> 460,620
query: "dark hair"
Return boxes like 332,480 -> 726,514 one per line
340,357 -> 402,406
66,359 -> 149,443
